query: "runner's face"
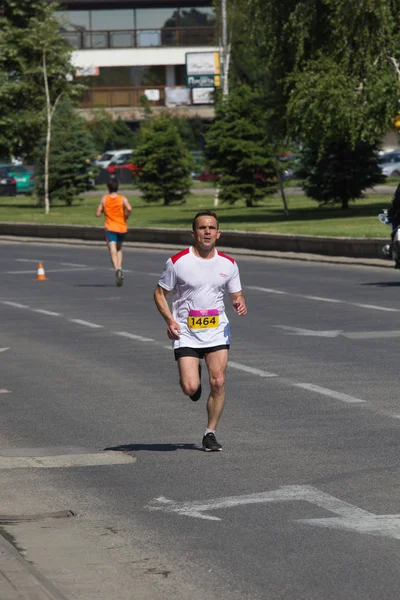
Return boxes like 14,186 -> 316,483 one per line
192,216 -> 220,250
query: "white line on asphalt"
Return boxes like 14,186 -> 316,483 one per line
33,309 -> 60,317
249,286 -> 400,313
303,295 -> 343,303
0,348 -> 10,353
146,484 -> 370,521
115,331 -> 155,342
1,301 -> 29,309
5,268 -> 94,274
295,383 -> 366,404
229,361 -> 278,377
248,286 -> 289,295
69,319 -> 103,329
353,303 -> 399,312
61,262 -> 87,267
16,259 -> 41,262
164,345 -> 173,350
0,451 -> 135,470
0,389 -> 11,394
343,330 -> 400,339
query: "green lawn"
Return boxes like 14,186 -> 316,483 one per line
0,189 -> 393,238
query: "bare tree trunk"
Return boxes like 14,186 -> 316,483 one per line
43,49 -> 62,215
274,158 -> 289,216
43,50 -> 51,215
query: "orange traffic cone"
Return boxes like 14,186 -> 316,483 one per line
36,262 -> 47,281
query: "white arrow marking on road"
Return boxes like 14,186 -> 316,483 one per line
297,515 -> 400,540
274,326 -> 342,337
0,348 -> 9,353
146,485 -> 370,522
343,330 -> 400,339
148,486 -> 400,539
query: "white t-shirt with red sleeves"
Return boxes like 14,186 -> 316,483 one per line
158,246 -> 243,349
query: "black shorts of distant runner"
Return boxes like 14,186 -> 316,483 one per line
174,345 -> 230,361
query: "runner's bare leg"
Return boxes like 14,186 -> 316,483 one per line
204,349 -> 228,430
177,356 -> 201,397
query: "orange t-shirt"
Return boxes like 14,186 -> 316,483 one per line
103,194 -> 128,233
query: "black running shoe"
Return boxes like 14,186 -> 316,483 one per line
116,269 -> 124,286
202,432 -> 222,452
190,363 -> 202,402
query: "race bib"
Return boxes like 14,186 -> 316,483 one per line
188,309 -> 219,330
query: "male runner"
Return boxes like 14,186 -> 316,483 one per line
96,178 -> 132,286
154,210 -> 247,451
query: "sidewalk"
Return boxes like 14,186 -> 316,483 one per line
0,531 -> 68,599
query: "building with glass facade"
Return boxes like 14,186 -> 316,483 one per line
57,0 -> 218,120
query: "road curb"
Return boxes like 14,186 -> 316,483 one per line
0,222 -> 394,269
0,529 -> 69,599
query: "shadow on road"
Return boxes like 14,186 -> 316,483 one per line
104,443 -> 198,452
361,281 -> 400,287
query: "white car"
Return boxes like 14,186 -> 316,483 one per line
379,151 -> 400,177
95,149 -> 132,170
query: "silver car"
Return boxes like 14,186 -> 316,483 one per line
380,151 -> 400,176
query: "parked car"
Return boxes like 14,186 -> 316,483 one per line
0,166 -> 17,196
0,164 -> 35,194
379,151 -> 400,177
107,153 -> 140,176
95,149 -> 133,170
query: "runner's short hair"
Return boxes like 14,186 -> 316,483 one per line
192,210 -> 219,230
107,178 -> 119,193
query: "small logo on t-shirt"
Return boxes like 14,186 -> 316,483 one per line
219,272 -> 228,278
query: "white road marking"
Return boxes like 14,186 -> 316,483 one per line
298,514 -> 400,540
16,259 -> 41,262
0,389 -> 11,394
1,301 -> 29,309
303,295 -> 343,303
274,326 -> 342,337
69,319 -> 103,329
228,361 -> 278,377
295,383 -> 366,404
116,331 -> 155,342
343,330 -> 400,339
33,309 -> 60,317
5,268 -> 93,274
164,345 -> 173,350
0,348 -> 10,353
0,451 -> 135,470
249,286 -> 400,313
248,286 -> 289,295
61,262 -> 87,267
353,303 -> 399,312
146,484 -> 370,522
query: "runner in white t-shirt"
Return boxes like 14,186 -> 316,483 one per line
154,211 -> 247,452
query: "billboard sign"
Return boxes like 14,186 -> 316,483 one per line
186,51 -> 220,77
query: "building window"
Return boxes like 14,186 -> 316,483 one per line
92,66 -> 165,88
91,9 -> 135,31
179,7 -> 216,27
136,8 -> 178,47
55,10 -> 90,31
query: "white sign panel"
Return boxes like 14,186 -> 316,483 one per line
75,65 -> 99,77
165,87 -> 191,106
186,52 -> 220,76
192,87 -> 215,105
144,89 -> 160,101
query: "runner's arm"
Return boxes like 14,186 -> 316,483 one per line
154,284 -> 181,339
95,196 -> 106,217
122,196 -> 132,219
230,291 -> 247,316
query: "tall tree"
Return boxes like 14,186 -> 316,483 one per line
0,0 -> 76,162
205,86 -> 277,207
134,115 -> 194,206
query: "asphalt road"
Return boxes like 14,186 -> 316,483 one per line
1,240 -> 400,600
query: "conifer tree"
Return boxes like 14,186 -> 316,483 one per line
205,86 -> 276,207
134,115 -> 194,206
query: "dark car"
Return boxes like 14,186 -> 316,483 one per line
0,167 -> 17,196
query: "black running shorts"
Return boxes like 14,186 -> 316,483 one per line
174,345 -> 230,361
